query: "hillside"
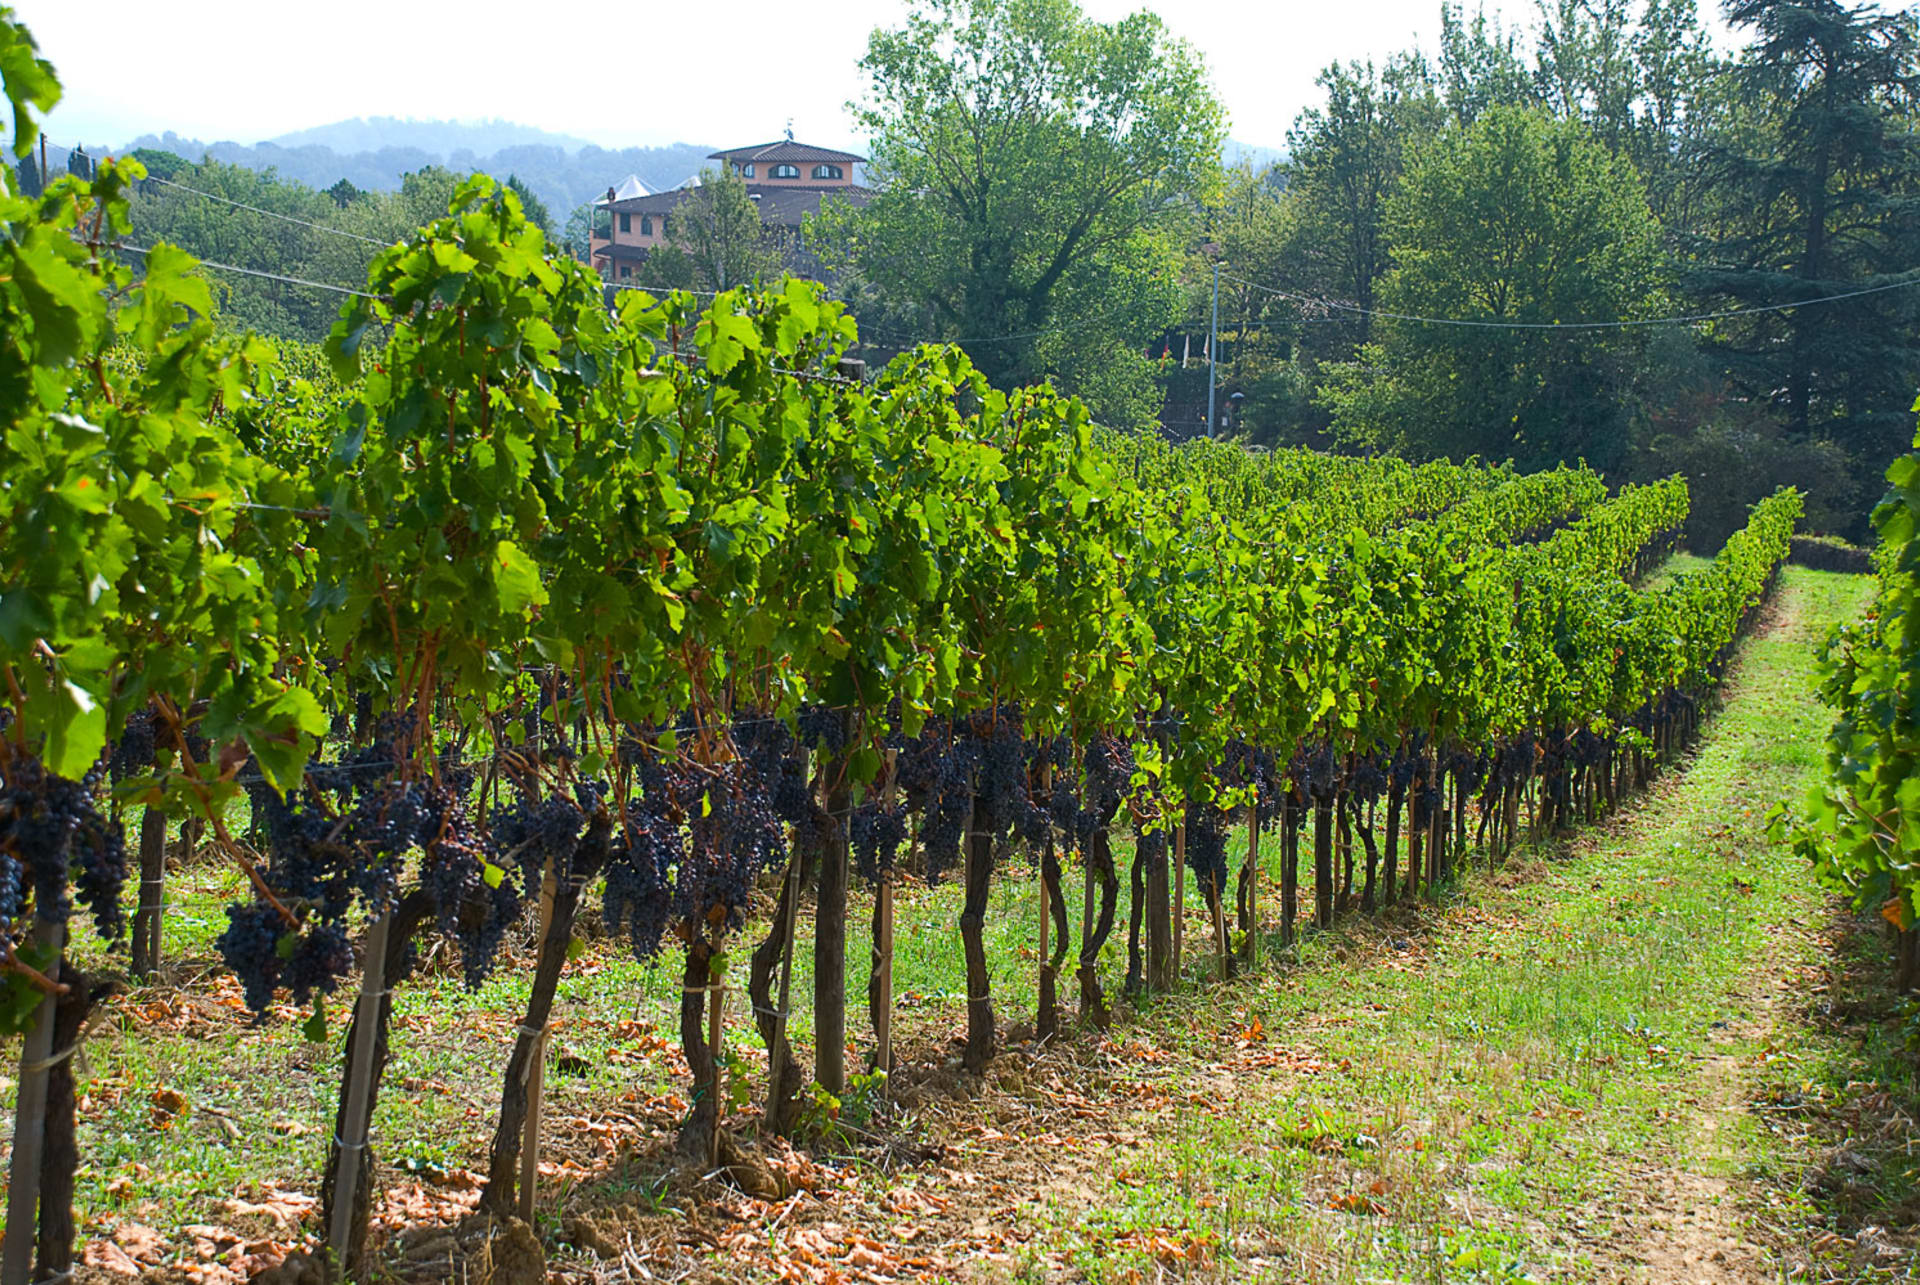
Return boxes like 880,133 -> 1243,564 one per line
88,119 -> 1285,229
264,116 -> 595,156
112,125 -> 718,226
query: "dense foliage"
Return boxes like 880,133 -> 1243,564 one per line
1779,409 -> 1920,986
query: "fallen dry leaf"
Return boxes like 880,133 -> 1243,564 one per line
81,1241 -> 142,1278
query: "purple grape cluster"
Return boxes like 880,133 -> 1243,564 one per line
897,724 -> 979,879
217,902 -> 291,1012
493,794 -> 586,892
850,800 -> 908,885
1185,802 -> 1229,899
0,754 -> 127,944
679,761 -> 784,933
604,807 -> 679,961
421,808 -> 522,990
109,706 -> 159,784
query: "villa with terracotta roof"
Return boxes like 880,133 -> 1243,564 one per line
589,137 -> 870,282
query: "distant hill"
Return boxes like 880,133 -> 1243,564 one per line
1224,139 -> 1287,173
99,117 -> 1284,227
266,117 -> 596,158
117,123 -> 718,228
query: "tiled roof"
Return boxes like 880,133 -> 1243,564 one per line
709,140 -> 867,166
603,189 -> 693,218
591,241 -> 653,263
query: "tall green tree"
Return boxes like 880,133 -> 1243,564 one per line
1281,55 -> 1443,355
1439,2 -> 1540,124
1686,0 -> 1920,493
504,173 -> 551,233
647,165 -> 784,292
816,0 -> 1222,425
1323,106 -> 1664,469
560,200 -> 606,261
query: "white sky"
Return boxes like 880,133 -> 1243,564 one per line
23,0 -> 1740,154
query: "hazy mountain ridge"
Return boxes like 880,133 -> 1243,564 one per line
115,128 -> 719,226
96,119 -> 1283,227
265,116 -> 597,157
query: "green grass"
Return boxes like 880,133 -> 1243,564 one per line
9,565 -> 1903,1284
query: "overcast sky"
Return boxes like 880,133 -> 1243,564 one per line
23,0 -> 1741,154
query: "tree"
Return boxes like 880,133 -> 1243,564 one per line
504,173 -> 551,233
816,0 -> 1222,424
1685,0 -> 1920,507
1322,106 -> 1664,469
1281,55 -> 1443,356
1439,2 -> 1539,125
129,147 -> 189,181
646,165 -> 784,292
325,177 -> 362,209
560,201 -> 606,261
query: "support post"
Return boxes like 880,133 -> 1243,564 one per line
3,919 -> 63,1285
516,861 -> 557,1223
328,910 -> 391,1275
1172,822 -> 1185,982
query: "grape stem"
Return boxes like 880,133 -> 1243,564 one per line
2,944 -> 70,997
152,696 -> 302,930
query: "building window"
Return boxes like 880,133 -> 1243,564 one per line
619,212 -> 630,234
736,162 -> 755,177
660,216 -> 669,237
620,266 -> 631,279
812,164 -> 843,180
641,216 -> 652,236
770,163 -> 800,179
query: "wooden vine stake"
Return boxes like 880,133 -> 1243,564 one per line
130,804 -> 166,980
2,918 -> 64,1285
1212,873 -> 1230,984
816,715 -> 852,1097
328,909 -> 391,1276
764,749 -> 809,1130
873,750 -> 898,1087
1035,758 -> 1052,1034
1171,822 -> 1185,983
1245,795 -> 1261,969
517,859 -> 558,1223
708,933 -> 726,1171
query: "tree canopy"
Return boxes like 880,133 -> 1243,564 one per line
816,0 -> 1223,424
1322,105 -> 1665,470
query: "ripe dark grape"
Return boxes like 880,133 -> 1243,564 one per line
1082,733 -> 1134,834
217,902 -> 290,1012
0,756 -> 128,940
283,921 -> 354,1004
604,809 -> 679,961
796,704 -> 847,756
679,762 -> 784,932
850,801 -> 908,885
1185,803 -> 1229,901
0,853 -> 21,925
493,793 -> 585,891
421,803 -> 521,990
109,707 -> 159,783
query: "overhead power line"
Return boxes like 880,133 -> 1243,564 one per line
142,174 -> 391,248
115,242 -> 388,300
31,137 -> 392,249
1221,271 -> 1920,331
